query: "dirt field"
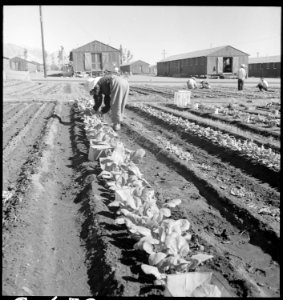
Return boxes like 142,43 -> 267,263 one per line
2,78 -> 280,297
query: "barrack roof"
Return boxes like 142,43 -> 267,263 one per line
158,45 -> 249,63
249,56 -> 280,64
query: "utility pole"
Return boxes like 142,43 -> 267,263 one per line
39,6 -> 47,78
162,49 -> 167,59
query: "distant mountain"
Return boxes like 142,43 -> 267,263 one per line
4,43 -> 70,65
4,43 -> 45,63
3,43 -> 69,65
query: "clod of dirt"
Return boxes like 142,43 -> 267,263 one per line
190,192 -> 200,200
220,229 -> 230,240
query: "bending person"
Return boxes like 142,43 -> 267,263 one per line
257,77 -> 268,91
187,77 -> 198,89
90,74 -> 129,131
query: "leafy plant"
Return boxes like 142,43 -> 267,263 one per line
133,104 -> 280,171
76,97 -> 222,297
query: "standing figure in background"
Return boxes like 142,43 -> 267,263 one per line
90,75 -> 129,131
237,64 -> 247,91
187,77 -> 198,89
257,77 -> 268,91
114,66 -> 119,74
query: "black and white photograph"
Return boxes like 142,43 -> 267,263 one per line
2,5 -> 280,298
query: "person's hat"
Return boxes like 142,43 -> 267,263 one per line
241,64 -> 246,68
86,76 -> 102,92
93,76 -> 102,86
90,76 -> 102,89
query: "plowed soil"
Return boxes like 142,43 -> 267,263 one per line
2,79 -> 280,297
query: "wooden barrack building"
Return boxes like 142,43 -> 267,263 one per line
157,45 -> 249,78
70,40 -> 121,74
9,57 -> 41,72
120,60 -> 150,74
3,56 -> 10,70
248,56 -> 280,78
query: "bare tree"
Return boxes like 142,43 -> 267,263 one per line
51,54 -> 55,65
24,48 -> 28,60
50,53 -> 58,70
57,46 -> 64,67
69,51 -> 73,62
120,45 -> 133,64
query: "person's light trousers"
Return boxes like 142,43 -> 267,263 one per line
110,76 -> 129,124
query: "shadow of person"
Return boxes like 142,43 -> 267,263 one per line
46,113 -> 71,125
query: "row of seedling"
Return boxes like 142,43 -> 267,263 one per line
74,97 -> 223,297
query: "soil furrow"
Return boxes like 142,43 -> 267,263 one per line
121,117 -> 279,262
3,81 -> 35,93
130,85 -> 280,101
3,103 -> 17,114
3,103 -> 43,149
150,103 -> 280,151
124,109 -> 279,208
164,103 -> 280,140
3,103 -> 34,131
126,105 -> 280,190
70,108 -> 238,296
3,105 -> 55,223
3,81 -> 27,88
3,102 -> 55,190
69,108 -> 144,296
80,108 -> 279,296
20,83 -> 54,96
6,82 -> 43,96
3,102 -> 90,296
42,83 -> 62,95
3,80 -> 280,297
3,103 -> 28,124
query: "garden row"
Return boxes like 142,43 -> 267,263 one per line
3,101 -> 56,224
74,97 -> 224,297
72,94 -> 279,296
163,103 -> 280,140
130,85 -> 281,100
127,104 -> 280,186
155,103 -> 280,150
121,110 -> 280,258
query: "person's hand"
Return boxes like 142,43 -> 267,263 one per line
95,111 -> 103,118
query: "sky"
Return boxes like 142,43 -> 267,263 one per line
3,5 -> 281,65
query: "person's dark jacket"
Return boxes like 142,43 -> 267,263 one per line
91,75 -> 113,114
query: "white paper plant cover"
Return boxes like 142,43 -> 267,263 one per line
110,142 -> 126,165
130,149 -> 146,164
115,187 -> 137,210
191,253 -> 214,265
192,283 -> 222,297
88,144 -> 111,161
165,272 -> 221,297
